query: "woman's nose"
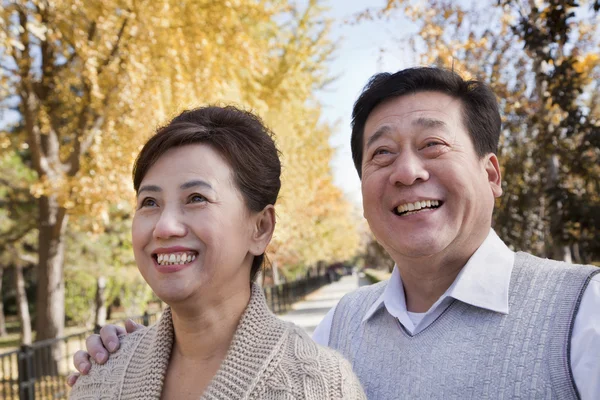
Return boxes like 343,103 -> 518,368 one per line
153,207 -> 187,239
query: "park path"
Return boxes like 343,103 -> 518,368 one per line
278,274 -> 360,336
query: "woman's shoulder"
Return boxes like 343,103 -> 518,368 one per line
68,326 -> 153,399
268,323 -> 366,399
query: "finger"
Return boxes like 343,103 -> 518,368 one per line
85,334 -> 108,364
99,324 -> 126,353
66,372 -> 80,387
124,319 -> 145,334
73,350 -> 91,375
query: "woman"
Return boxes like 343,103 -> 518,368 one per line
69,106 -> 365,400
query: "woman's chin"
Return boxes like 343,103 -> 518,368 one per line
151,284 -> 195,306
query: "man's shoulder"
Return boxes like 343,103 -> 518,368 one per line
340,279 -> 388,305
516,251 -> 599,275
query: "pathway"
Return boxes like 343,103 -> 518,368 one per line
278,274 -> 361,336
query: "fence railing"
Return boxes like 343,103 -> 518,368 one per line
0,275 -> 333,399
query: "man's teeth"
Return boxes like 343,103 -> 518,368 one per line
396,200 -> 440,214
156,252 -> 197,266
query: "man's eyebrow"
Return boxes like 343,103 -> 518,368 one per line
180,180 -> 214,191
365,125 -> 393,150
412,117 -> 449,131
137,185 -> 161,196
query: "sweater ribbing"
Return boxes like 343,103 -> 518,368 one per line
329,252 -> 599,400
69,284 -> 366,400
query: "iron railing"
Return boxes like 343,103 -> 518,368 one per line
0,275 -> 332,399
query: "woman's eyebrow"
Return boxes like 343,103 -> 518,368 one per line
180,180 -> 214,191
137,185 -> 161,196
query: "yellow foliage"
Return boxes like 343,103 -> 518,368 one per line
1,0 -> 360,273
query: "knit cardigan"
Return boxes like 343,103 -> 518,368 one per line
69,284 -> 366,400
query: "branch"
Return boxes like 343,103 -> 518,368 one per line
67,113 -> 104,176
0,221 -> 36,246
66,81 -> 91,176
19,253 -> 38,265
0,63 -> 19,75
97,17 -> 129,76
0,177 -> 27,191
16,7 -> 49,176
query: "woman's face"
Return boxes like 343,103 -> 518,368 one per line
132,144 -> 260,305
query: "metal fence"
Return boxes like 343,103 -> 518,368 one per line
0,312 -> 161,400
0,276 -> 332,399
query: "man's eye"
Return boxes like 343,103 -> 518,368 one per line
140,198 -> 157,208
373,148 -> 391,156
425,142 -> 442,147
188,194 -> 206,203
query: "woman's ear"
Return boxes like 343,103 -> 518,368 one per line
250,205 -> 275,256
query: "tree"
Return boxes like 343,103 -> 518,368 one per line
0,143 -> 37,343
367,0 -> 600,263
1,0 -> 361,342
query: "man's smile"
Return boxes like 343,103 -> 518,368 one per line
393,200 -> 443,216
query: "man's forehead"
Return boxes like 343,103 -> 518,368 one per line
364,93 -> 461,135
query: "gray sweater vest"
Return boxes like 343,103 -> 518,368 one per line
329,252 -> 599,400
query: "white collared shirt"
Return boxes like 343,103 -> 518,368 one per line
312,229 -> 600,399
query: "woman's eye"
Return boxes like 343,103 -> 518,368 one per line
188,194 -> 206,203
140,198 -> 157,208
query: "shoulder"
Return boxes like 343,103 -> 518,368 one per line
272,324 -> 365,399
338,280 -> 387,308
516,252 -> 599,276
69,327 -> 152,399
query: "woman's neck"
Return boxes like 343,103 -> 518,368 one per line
169,284 -> 252,361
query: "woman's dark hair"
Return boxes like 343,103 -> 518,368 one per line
351,67 -> 501,177
133,105 -> 281,282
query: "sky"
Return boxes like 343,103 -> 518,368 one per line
0,0 -> 414,207
315,0 -> 417,206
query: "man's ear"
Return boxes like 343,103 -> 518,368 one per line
485,153 -> 503,198
250,205 -> 276,256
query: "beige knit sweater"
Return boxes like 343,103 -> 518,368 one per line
69,284 -> 366,400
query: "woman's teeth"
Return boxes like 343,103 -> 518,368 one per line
156,252 -> 197,266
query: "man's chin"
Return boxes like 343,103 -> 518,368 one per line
387,239 -> 451,261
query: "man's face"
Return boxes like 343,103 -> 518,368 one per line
360,91 -> 502,265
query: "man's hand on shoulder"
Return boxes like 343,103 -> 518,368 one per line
67,319 -> 143,387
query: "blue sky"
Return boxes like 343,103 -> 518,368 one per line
1,0 -> 415,207
316,0 -> 416,205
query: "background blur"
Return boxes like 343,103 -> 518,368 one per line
0,0 -> 599,358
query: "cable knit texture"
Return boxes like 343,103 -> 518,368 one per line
329,252 -> 599,400
69,284 -> 366,400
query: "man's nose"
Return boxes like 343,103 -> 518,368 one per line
388,151 -> 430,186
153,207 -> 187,239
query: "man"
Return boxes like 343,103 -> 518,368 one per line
70,67 -> 600,399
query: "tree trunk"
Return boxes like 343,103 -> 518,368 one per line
94,276 -> 108,329
35,195 -> 68,341
272,261 -> 281,285
0,267 -> 7,337
547,155 -> 571,262
15,262 -> 32,345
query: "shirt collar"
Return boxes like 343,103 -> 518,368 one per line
444,229 -> 514,314
362,265 -> 405,323
362,229 -> 514,323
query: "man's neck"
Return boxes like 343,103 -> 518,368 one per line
395,235 -> 488,313
398,258 -> 465,313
